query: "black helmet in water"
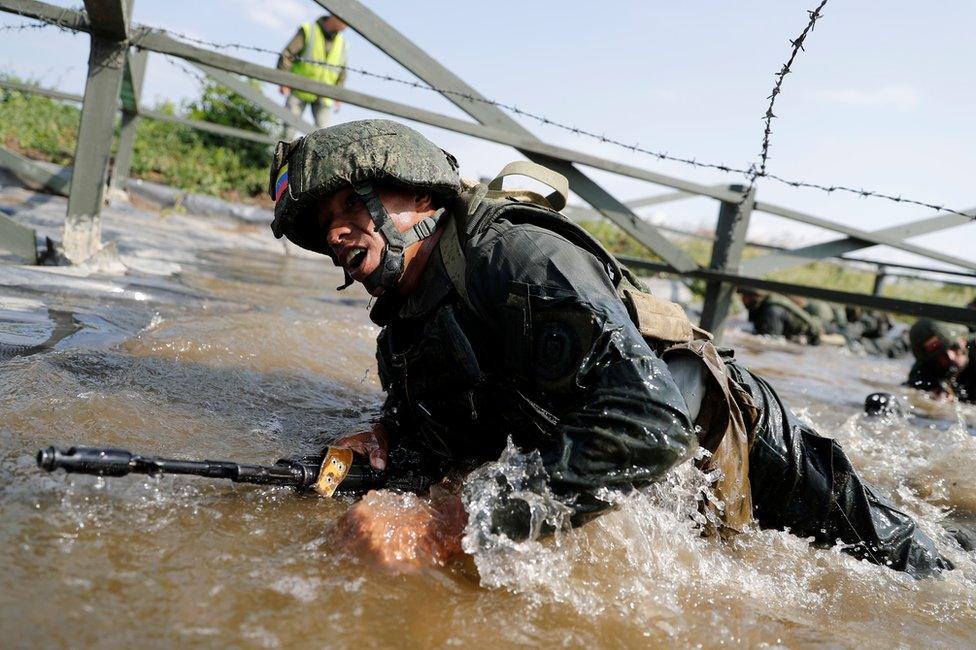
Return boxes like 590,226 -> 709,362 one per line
863,392 -> 904,418
267,120 -> 462,293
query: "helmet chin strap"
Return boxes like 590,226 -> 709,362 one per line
347,182 -> 444,294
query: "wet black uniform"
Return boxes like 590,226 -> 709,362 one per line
747,295 -> 822,344
845,309 -> 911,358
370,202 -> 949,576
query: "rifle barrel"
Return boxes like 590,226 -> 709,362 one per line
37,446 -> 316,490
37,445 -> 437,496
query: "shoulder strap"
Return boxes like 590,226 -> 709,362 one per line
486,161 -> 569,211
438,204 -> 476,315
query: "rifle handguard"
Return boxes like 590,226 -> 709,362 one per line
314,448 -> 354,497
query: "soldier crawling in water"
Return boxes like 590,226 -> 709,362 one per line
907,318 -> 975,403
268,120 -> 952,577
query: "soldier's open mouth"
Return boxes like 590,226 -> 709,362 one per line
345,247 -> 368,271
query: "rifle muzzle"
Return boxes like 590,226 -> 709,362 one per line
37,446 -> 135,477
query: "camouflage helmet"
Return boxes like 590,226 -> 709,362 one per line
268,120 -> 461,291
909,318 -> 965,362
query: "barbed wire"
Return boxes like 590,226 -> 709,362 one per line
0,20 -> 53,33
754,0 -> 828,180
4,15 -> 973,221
762,172 -> 974,216
1,4 -> 84,35
737,0 -> 829,213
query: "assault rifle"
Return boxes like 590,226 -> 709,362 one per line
37,445 -> 439,497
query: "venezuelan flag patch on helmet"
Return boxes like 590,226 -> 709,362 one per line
274,164 -> 289,202
923,335 -> 944,354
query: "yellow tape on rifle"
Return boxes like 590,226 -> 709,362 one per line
314,448 -> 354,497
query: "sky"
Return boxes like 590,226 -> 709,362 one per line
1,1 -> 974,273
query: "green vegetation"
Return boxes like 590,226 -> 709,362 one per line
0,77 -> 276,201
578,220 -> 973,309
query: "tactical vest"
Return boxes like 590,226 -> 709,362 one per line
386,166 -> 758,535
291,23 -> 345,105
438,180 -> 710,354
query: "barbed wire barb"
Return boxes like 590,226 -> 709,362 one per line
741,0 -> 829,211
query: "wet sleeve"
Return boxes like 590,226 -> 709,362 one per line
466,226 -> 697,538
377,392 -> 402,447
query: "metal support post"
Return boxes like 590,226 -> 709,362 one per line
699,185 -> 754,342
110,48 -> 146,191
872,265 -> 887,296
64,0 -> 132,263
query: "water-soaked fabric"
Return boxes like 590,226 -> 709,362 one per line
726,362 -> 952,577
372,199 -> 950,576
748,293 -> 823,344
372,211 -> 697,533
664,341 -> 758,538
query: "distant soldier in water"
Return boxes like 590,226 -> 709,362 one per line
737,288 -> 823,344
907,319 -> 975,402
844,306 -> 911,358
267,120 -> 951,577
798,297 -> 846,332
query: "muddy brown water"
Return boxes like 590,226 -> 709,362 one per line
1,190 -> 974,648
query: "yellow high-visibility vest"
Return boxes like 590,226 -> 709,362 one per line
291,22 -> 345,105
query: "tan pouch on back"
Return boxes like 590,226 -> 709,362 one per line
623,289 -> 712,344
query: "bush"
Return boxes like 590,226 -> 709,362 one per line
183,80 -> 279,169
0,75 -> 276,202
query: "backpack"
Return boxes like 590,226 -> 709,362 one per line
438,161 -> 710,348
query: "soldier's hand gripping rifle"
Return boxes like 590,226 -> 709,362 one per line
37,445 -> 438,497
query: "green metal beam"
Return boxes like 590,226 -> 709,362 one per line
743,208 -> 976,276
0,211 -> 37,263
61,1 -> 131,262
0,145 -> 70,195
0,0 -> 91,32
752,201 -> 976,272
699,185 -> 754,341
129,30 -> 742,206
0,78 -> 82,103
64,34 -> 126,262
139,108 -> 276,144
619,256 -> 976,327
84,0 -> 130,40
111,47 -> 147,191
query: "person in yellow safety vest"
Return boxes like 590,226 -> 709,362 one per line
276,14 -> 349,140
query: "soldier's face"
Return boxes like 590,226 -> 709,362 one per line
317,187 -> 431,288
945,338 -> 969,371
